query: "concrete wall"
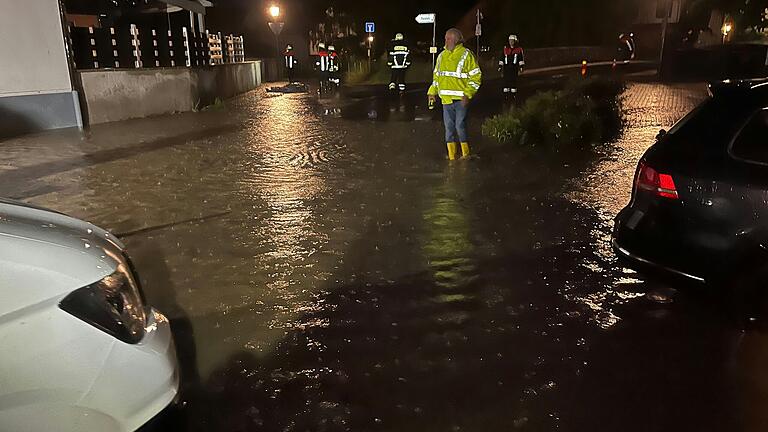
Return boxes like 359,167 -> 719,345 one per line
80,61 -> 262,124
0,0 -> 82,137
0,0 -> 72,97
523,46 -> 616,68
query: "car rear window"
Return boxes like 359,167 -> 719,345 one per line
730,108 -> 768,165
666,97 -> 753,146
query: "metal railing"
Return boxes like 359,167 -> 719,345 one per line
69,24 -> 246,69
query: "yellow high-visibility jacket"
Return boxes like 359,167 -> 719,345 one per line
427,43 -> 482,104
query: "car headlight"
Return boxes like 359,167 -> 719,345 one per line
59,259 -> 147,344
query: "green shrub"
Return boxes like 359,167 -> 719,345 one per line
481,109 -> 522,143
482,78 -> 625,150
345,67 -> 372,85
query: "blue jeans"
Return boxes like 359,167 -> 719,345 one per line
442,100 -> 468,143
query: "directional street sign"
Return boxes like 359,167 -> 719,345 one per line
415,13 -> 438,69
365,22 -> 375,33
415,13 -> 436,24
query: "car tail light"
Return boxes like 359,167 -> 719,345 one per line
635,161 -> 678,199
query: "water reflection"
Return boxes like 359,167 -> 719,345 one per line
563,83 -> 709,328
422,165 -> 478,291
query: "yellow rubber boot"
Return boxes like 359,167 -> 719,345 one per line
461,142 -> 471,158
447,142 -> 458,161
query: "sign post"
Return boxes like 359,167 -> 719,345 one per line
268,21 -> 284,60
475,9 -> 482,56
364,22 -> 375,68
415,13 -> 437,70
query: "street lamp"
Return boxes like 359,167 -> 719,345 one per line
267,4 -> 284,80
366,35 -> 374,67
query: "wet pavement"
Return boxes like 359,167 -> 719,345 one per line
5,78 -> 768,431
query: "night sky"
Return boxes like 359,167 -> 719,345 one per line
205,0 -> 636,57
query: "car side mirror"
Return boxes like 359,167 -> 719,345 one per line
656,129 -> 667,140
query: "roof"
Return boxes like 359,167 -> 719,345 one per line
159,0 -> 211,14
709,78 -> 768,99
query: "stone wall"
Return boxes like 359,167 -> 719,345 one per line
79,61 -> 262,124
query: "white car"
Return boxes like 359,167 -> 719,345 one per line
0,198 -> 179,432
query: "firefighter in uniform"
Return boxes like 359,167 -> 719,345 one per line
315,42 -> 331,94
387,33 -> 411,93
499,34 -> 524,100
283,44 -> 297,83
427,28 -> 482,161
328,45 -> 340,89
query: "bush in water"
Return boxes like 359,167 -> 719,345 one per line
482,78 -> 626,150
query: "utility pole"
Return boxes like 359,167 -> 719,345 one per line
432,16 -> 437,70
476,9 -> 482,55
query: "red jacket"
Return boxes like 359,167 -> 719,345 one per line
500,46 -> 525,69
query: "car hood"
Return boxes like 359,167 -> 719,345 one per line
0,199 -> 126,316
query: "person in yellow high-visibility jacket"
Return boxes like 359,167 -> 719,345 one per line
428,28 -> 483,160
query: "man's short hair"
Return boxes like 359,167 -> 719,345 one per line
446,28 -> 464,43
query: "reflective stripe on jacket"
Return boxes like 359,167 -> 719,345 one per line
388,43 -> 411,69
427,43 -> 482,104
284,53 -> 296,68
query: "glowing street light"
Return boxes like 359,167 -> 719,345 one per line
267,5 -> 284,62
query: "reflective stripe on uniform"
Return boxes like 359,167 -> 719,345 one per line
468,68 -> 481,76
439,89 -> 464,97
437,71 -> 468,78
468,82 -> 480,90
456,51 -> 469,74
436,51 -> 471,78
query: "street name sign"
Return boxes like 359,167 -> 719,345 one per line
415,13 -> 436,24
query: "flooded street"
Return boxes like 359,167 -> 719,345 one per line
5,81 -> 768,431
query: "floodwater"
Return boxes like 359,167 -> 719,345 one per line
5,80 -> 768,431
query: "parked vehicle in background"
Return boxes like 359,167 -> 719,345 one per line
0,198 -> 179,432
613,79 -> 768,289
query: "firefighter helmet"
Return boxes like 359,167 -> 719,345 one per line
328,45 -> 336,51
395,33 -> 404,41
285,44 -> 293,50
508,34 -> 519,42
318,42 -> 326,49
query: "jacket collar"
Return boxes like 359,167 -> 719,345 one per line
443,43 -> 464,54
